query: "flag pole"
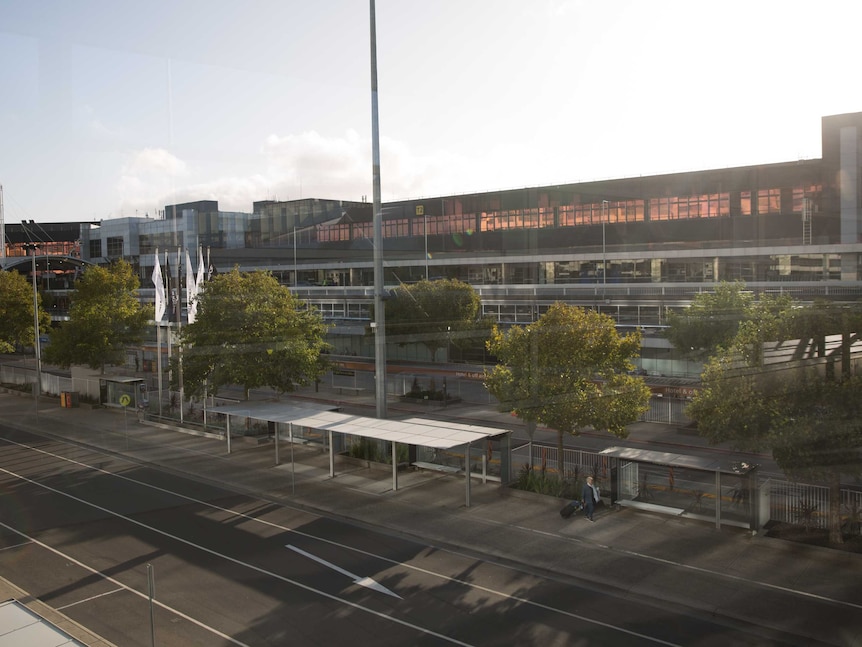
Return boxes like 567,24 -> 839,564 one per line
155,248 -> 163,417
177,247 -> 184,424
165,250 -> 173,411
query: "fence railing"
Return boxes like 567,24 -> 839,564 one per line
766,479 -> 862,531
0,364 -> 72,396
515,443 -> 615,481
524,442 -> 862,534
641,397 -> 691,425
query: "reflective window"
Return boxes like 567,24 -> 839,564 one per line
758,189 -> 781,214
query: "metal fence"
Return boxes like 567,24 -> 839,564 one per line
0,364 -> 72,396
641,396 -> 691,425
525,442 -> 862,534
515,443 -> 615,481
766,479 -> 862,531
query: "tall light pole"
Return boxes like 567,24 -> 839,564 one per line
25,243 -> 42,402
601,200 -> 609,288
424,207 -> 428,280
370,0 -> 387,418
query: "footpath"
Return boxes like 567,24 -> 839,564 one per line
1,387 -> 861,646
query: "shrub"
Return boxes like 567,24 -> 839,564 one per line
515,463 -> 581,500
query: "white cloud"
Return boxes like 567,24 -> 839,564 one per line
123,148 -> 188,176
260,129 -> 479,202
111,132 -> 488,218
116,148 -> 190,216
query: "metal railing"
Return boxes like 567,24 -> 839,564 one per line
766,479 -> 862,531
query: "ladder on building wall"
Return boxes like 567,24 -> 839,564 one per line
802,197 -> 812,245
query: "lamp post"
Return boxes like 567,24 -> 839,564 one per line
416,204 -> 428,280
25,243 -> 42,402
601,200 -> 609,288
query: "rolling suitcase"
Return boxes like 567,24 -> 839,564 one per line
559,501 -> 580,518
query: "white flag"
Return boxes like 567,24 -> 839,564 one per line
152,249 -> 166,322
195,246 -> 205,292
185,249 -> 198,323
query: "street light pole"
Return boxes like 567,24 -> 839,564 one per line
601,200 -> 609,288
26,244 -> 42,402
370,0 -> 387,418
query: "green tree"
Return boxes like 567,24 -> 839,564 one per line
688,302 -> 862,544
0,270 -> 51,354
43,260 -> 151,371
664,281 -> 754,358
485,302 -> 651,465
177,269 -> 329,400
382,279 -> 485,361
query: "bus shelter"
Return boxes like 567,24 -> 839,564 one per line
214,401 -> 511,508
99,376 -> 148,410
283,410 -> 511,507
598,447 -> 759,530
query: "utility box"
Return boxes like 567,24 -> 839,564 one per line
99,377 -> 148,409
60,391 -> 79,408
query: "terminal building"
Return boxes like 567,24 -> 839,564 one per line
4,111 -> 862,378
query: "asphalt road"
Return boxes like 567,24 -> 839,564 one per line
0,425 -> 806,647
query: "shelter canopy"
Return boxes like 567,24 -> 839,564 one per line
598,446 -> 757,475
212,401 -> 506,450
287,411 -> 504,450
213,399 -> 339,423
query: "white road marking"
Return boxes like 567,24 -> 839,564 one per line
0,520 -> 253,647
56,587 -> 126,611
0,465 -> 477,646
286,544 -> 401,598
8,434 -> 802,645
0,540 -> 31,551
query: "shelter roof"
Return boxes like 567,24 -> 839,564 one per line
598,446 -> 757,475
283,411 -> 506,450
214,399 -> 339,423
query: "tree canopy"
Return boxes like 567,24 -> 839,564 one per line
664,281 -> 754,358
485,302 -> 651,463
177,268 -> 330,399
382,278 -> 485,361
0,270 -> 51,354
687,300 -> 862,543
43,260 -> 151,371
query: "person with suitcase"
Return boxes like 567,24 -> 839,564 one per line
582,476 -> 598,522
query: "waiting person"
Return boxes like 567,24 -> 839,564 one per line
582,476 -> 597,522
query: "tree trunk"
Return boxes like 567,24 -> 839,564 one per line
526,419 -> 536,468
829,470 -> 844,544
557,429 -> 565,476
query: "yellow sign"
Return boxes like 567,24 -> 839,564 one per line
415,205 -> 424,216
119,394 -> 132,407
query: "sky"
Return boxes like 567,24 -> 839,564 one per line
1,0 -> 860,224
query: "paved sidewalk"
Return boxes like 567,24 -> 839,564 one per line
2,390 -> 861,646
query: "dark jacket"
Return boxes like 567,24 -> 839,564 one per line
582,482 -> 596,505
